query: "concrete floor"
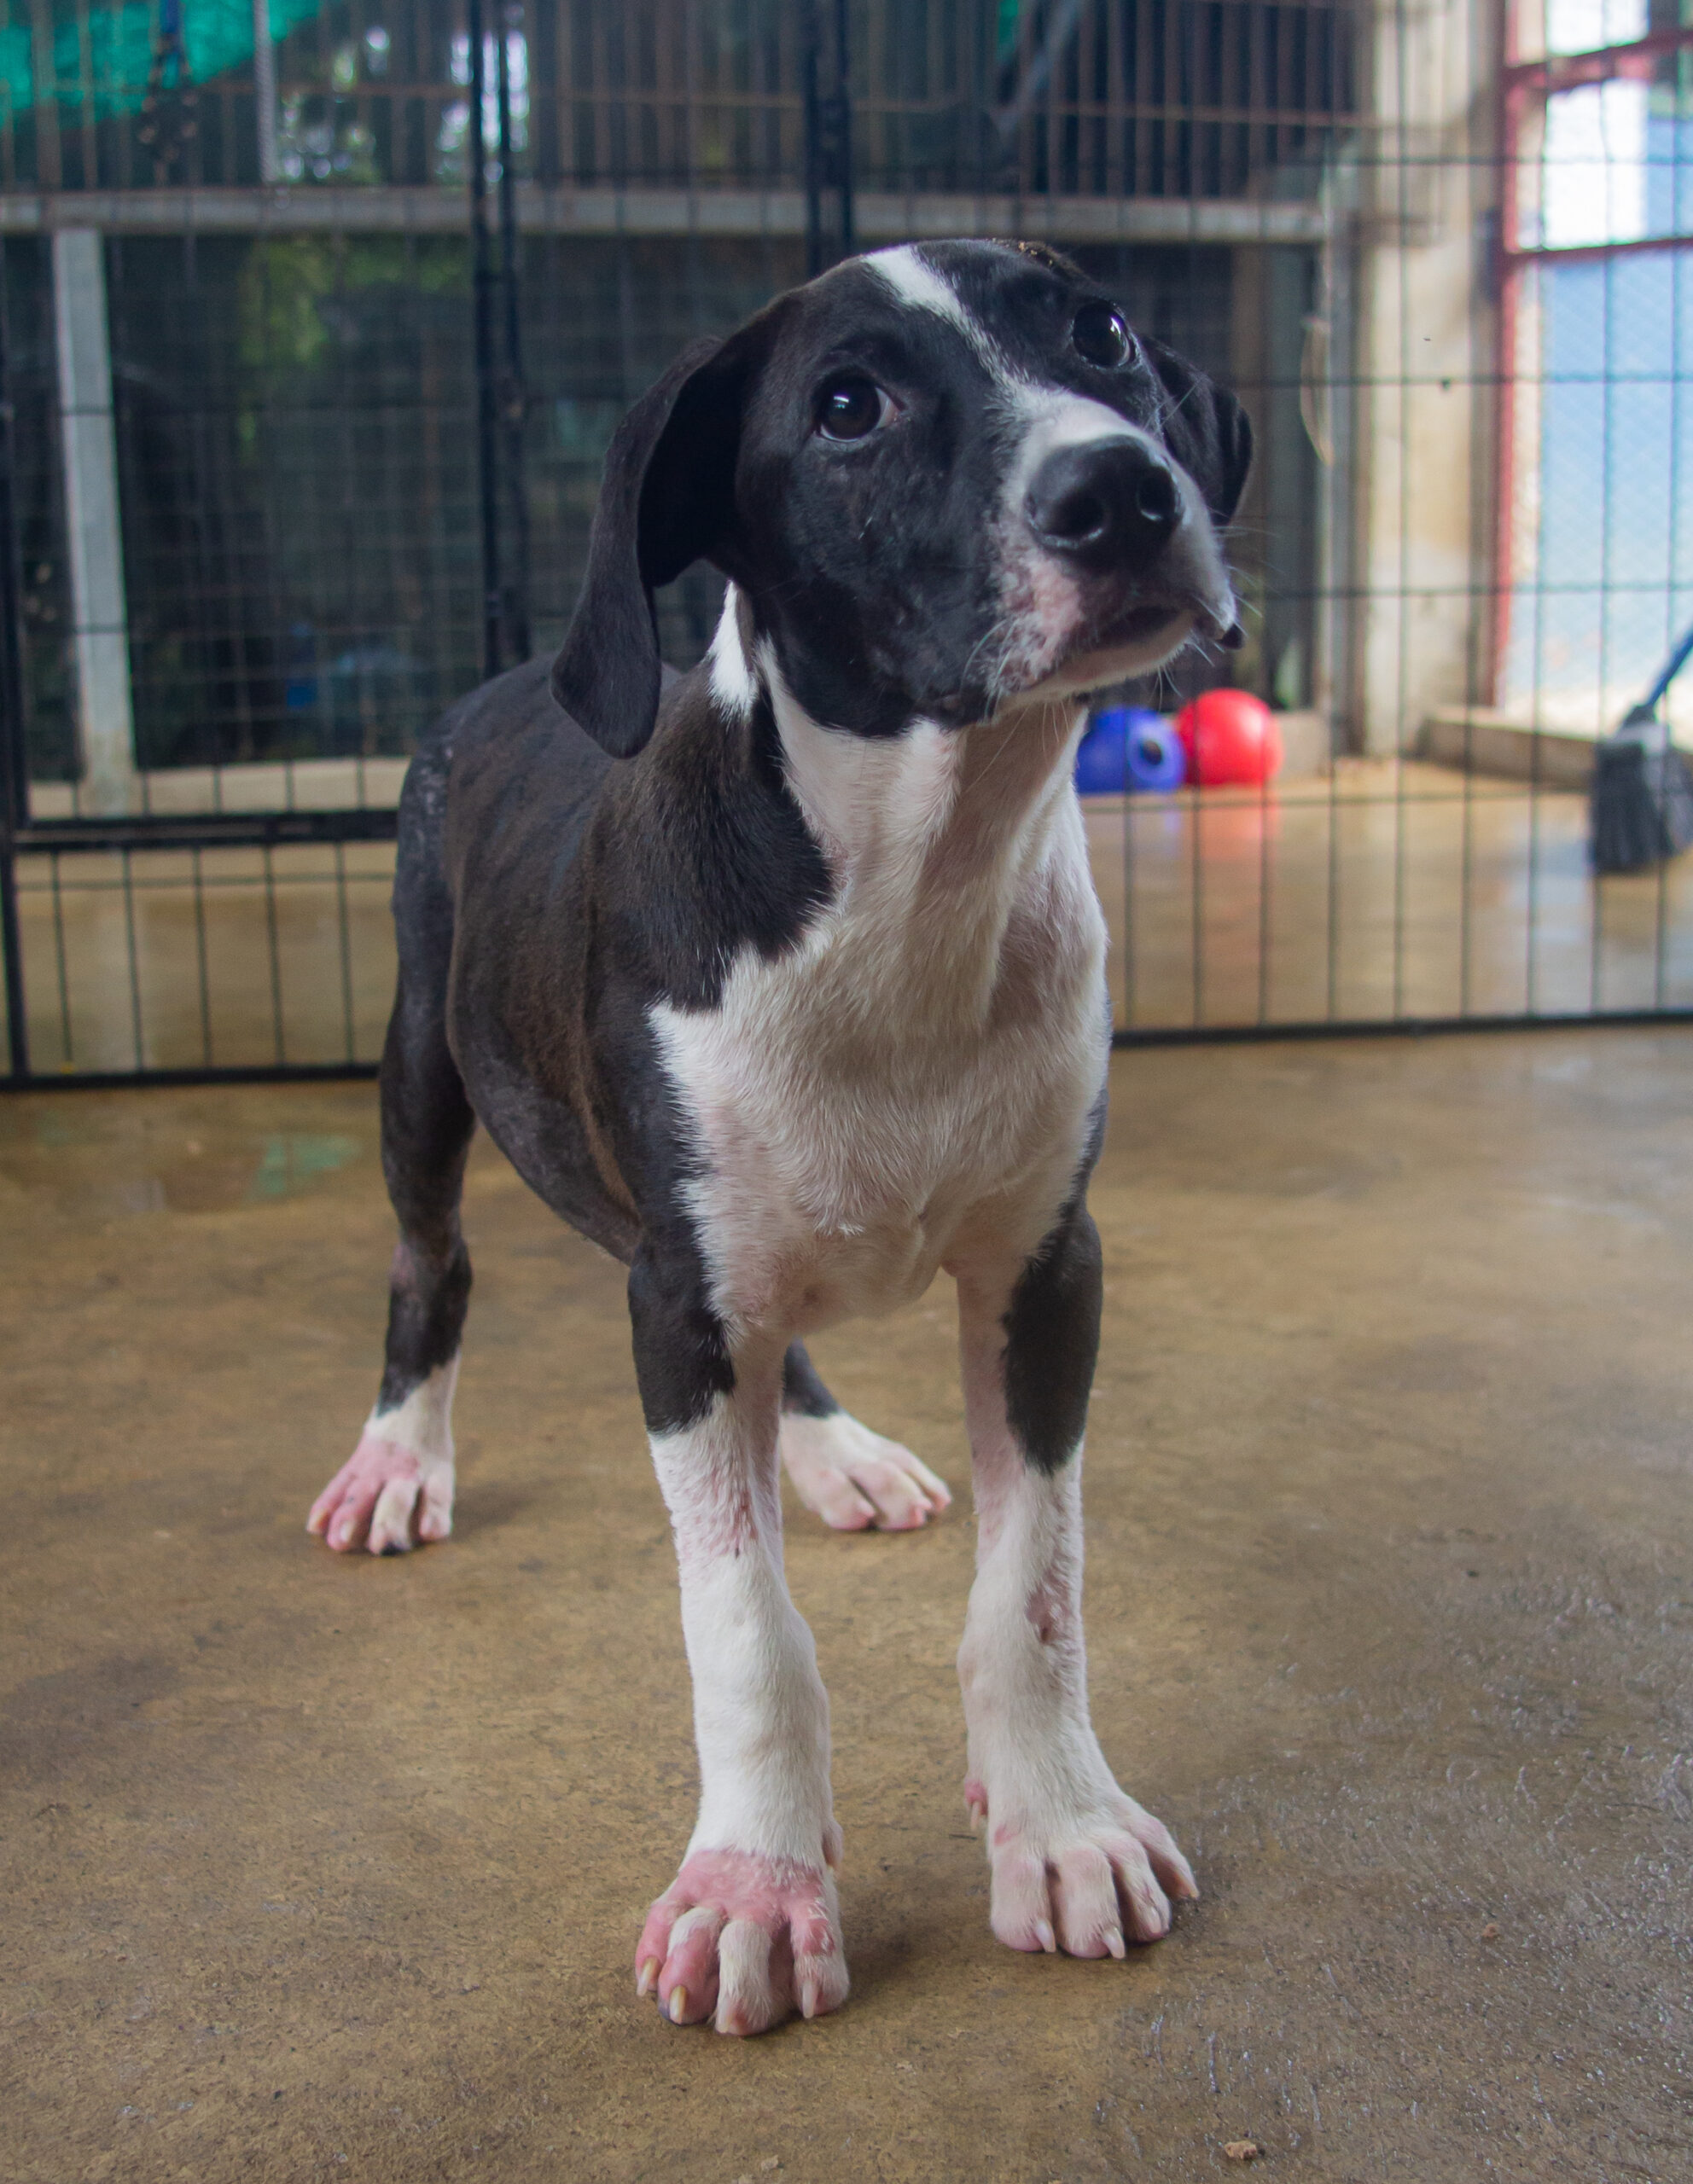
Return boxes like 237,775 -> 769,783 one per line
3,1033 -> 1690,2183
17,764 -> 1693,1072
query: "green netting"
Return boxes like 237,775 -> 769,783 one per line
0,0 -> 325,121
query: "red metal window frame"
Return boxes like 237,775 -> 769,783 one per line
1493,3 -> 1693,693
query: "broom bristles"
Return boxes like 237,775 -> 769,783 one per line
1590,719 -> 1693,874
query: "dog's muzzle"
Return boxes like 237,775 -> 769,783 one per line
1021,433 -> 1238,653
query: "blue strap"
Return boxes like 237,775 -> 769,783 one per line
1641,619 -> 1693,714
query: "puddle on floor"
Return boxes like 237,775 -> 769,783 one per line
0,1095 -> 372,1218
244,1134 -> 363,1202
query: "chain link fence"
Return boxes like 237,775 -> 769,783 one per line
3,1 -> 1691,1081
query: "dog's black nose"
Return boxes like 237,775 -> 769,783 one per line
1025,439 -> 1183,573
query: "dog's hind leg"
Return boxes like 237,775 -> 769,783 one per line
777,1341 -> 952,1532
309,875 -> 475,1554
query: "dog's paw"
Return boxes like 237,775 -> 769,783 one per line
974,1785 -> 1197,1957
635,1848 -> 849,2036
306,1430 -> 453,1554
779,1409 -> 951,1531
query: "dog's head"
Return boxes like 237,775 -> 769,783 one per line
554,238 -> 1252,756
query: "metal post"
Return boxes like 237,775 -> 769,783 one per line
253,0 -> 280,186
0,244 -> 30,1080
496,3 -> 531,664
53,229 -> 137,817
802,0 -> 853,276
468,0 -> 503,682
803,2 -> 824,278
1491,0 -> 1520,708
0,268 -> 24,835
832,0 -> 853,260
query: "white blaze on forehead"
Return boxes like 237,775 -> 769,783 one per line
864,244 -> 973,328
864,245 -> 1025,391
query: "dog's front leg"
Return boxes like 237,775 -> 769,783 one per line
629,1251 -> 847,2036
954,1205 -> 1197,1959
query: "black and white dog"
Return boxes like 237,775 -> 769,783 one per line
308,239 -> 1250,2035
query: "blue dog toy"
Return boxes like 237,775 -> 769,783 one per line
1075,706 -> 1186,794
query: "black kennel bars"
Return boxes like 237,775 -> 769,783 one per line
3,0 -> 1693,1087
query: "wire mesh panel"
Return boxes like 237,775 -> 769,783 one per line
13,837 -> 395,1072
107,232 -> 480,781
3,1 -> 1693,1085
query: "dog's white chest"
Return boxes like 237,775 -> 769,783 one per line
651,775 -> 1108,1334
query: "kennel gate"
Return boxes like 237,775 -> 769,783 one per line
3,0 -> 1693,1088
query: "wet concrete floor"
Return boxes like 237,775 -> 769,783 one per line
3,1033 -> 1690,2182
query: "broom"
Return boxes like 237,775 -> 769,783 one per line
1590,619 -> 1693,874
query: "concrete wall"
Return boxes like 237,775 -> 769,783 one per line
1348,0 -> 1501,755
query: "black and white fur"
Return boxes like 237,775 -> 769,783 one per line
308,240 -> 1252,2036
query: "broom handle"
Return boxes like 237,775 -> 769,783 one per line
1641,619 -> 1693,714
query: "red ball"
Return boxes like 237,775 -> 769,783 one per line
1174,688 -> 1283,787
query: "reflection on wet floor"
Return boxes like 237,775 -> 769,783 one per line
0,1091 -> 371,1215
11,761 -> 1693,1073
246,1133 -> 363,1202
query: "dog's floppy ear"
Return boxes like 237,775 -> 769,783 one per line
1142,336 -> 1254,527
551,334 -> 747,758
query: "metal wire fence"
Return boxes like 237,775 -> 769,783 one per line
2,0 -> 1692,1083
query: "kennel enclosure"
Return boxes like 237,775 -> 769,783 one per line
3,0 -> 1691,1080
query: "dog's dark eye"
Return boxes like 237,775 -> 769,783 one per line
816,375 -> 890,442
1072,303 -> 1132,370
